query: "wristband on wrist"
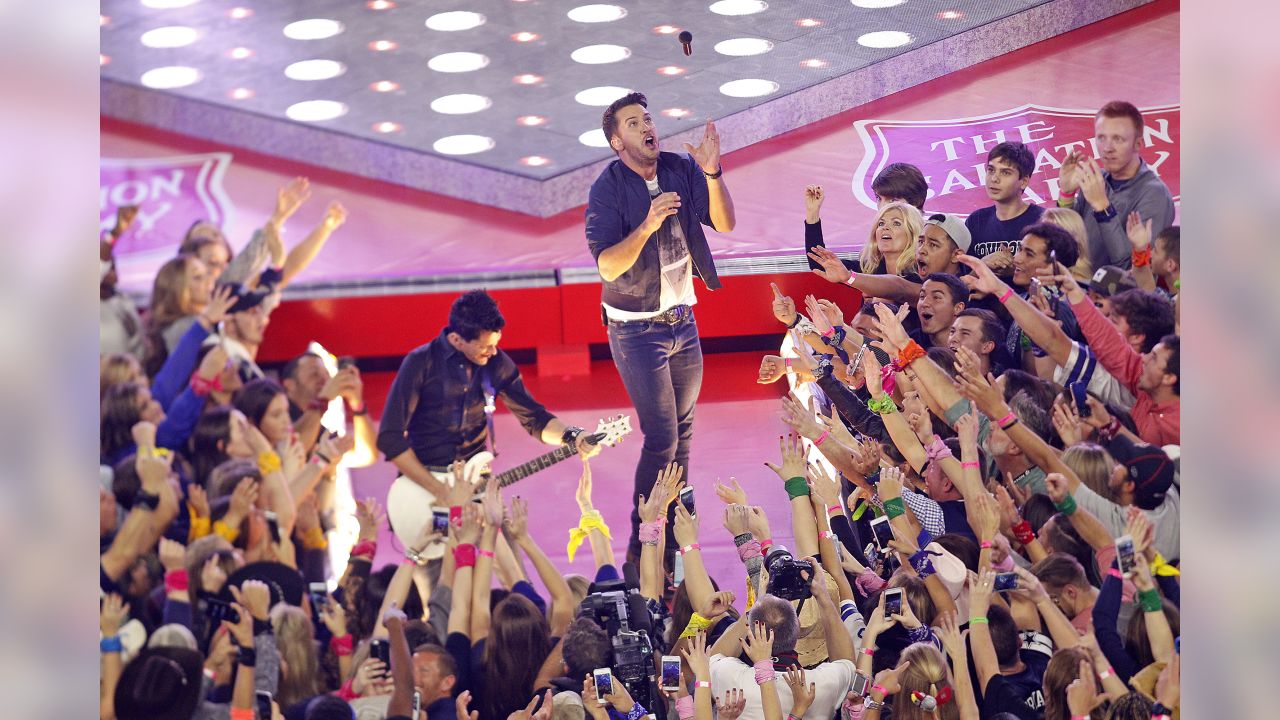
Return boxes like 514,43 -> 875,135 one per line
969,616 -> 989,625
679,543 -> 701,556
639,517 -> 665,545
872,684 -> 889,698
256,451 -> 282,476
844,273 -> 858,287
1098,666 -> 1115,680
979,540 -> 993,549
164,568 -> 190,594
995,411 -> 1017,428
867,393 -> 898,415
704,165 -> 723,179
785,476 -> 810,499
694,680 -> 711,689
1054,494 -> 1078,516
1108,567 -> 1125,579
827,504 -> 842,515
997,287 -> 1015,304
675,696 -> 696,720
861,646 -> 876,656
100,636 -> 124,653
753,659 -> 776,685
1132,247 -> 1152,267
350,539 -> 377,561
961,461 -> 980,469
813,430 -> 830,446
453,543 -> 477,569
896,340 -> 926,367
237,646 -> 257,667
329,633 -> 354,657
882,496 -> 906,519
477,548 -> 495,559
230,709 -> 256,720
1138,587 -> 1163,613
759,538 -> 774,552
1012,520 -> 1035,545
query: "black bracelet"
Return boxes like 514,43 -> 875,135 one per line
561,426 -> 585,445
253,618 -> 273,637
785,315 -> 800,329
703,165 -> 723,180
236,645 -> 257,667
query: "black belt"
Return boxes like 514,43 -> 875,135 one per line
609,304 -> 693,326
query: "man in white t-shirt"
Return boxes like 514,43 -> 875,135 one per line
708,575 -> 855,719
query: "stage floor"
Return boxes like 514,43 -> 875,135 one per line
353,351 -> 798,595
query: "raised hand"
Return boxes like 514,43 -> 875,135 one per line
871,302 -> 913,355
638,462 -> 684,523
233,579 -> 271,621
700,590 -> 737,620
682,119 -> 722,175
355,497 -> 384,542
714,476 -> 747,505
319,594 -> 348,637
1078,157 -> 1109,211
740,621 -> 775,663
509,690 -> 555,720
955,254 -> 1009,296
187,483 -> 210,519
955,404 -> 980,452
673,501 -> 700,547
456,503 -> 483,545
764,433 -> 809,482
804,294 -> 834,336
1155,648 -> 1180,709
202,556 -> 228,595
1051,395 -> 1084,447
382,600 -> 408,628
803,184 -> 825,222
966,491 -> 1001,543
935,612 -> 966,661
770,283 -> 798,327
273,176 -> 311,224
716,688 -> 748,720
1044,472 -> 1070,505
723,503 -> 751,536
158,537 -> 186,573
505,496 -> 531,541
970,568 -> 996,617
1066,659 -> 1103,717
101,593 -> 130,636
878,465 -> 904,499
784,668 -> 816,715
747,506 -> 772,542
576,457 -> 595,513
780,393 -> 825,440
445,461 -> 482,507
807,461 -> 841,508
808,246 -> 853,285
872,659 -> 914,698
680,629 -> 712,680
481,475 -> 505,527
953,367 -> 1005,419
224,477 -> 259,528
456,690 -> 480,720
847,437 -> 883,478
323,201 -> 348,231
1058,149 -> 1083,195
1125,506 -> 1156,557
758,354 -> 787,384
200,284 -> 237,328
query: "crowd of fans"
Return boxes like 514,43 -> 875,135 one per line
99,99 -> 1180,720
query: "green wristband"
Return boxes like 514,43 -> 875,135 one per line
867,393 -> 898,415
968,616 -> 989,625
785,476 -> 810,500
1054,494 -> 1078,516
882,497 -> 906,519
1138,588 -> 1163,613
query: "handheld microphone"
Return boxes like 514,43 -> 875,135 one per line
678,30 -> 693,56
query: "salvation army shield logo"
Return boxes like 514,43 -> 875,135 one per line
852,104 -> 1180,215
100,152 -> 236,262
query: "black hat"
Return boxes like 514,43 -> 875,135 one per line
1106,434 -> 1174,510
219,561 -> 306,607
114,647 -> 204,720
1086,266 -> 1139,298
221,283 -> 273,314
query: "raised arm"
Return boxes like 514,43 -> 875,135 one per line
470,478 -> 504,642
573,457 -> 617,570
281,202 -> 346,287
448,505 -> 482,638
507,496 -> 575,636
672,499 -> 716,616
638,464 -> 683,601
967,568 -> 1002,695
1045,474 -> 1114,553
764,433 -> 820,558
809,245 -> 920,303
957,255 -> 1073,366
870,302 -> 968,414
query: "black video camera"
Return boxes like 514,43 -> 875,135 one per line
579,579 -> 657,709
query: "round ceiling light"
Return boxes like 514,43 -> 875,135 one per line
433,135 -> 496,155
713,38 -> 774,56
578,129 -> 610,148
285,59 -> 346,81
428,52 -> 490,72
718,78 -> 779,98
425,11 -> 486,31
570,44 -> 631,64
709,1 -> 769,16
851,0 -> 907,7
575,86 -> 631,106
286,100 -> 348,122
140,26 -> 199,48
857,30 -> 913,48
283,19 -> 345,40
430,94 -> 493,114
140,66 -> 202,89
567,5 -> 628,23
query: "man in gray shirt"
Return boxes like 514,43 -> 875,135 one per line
1055,101 -> 1175,269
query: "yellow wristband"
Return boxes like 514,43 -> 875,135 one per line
213,519 -> 240,542
301,525 -> 329,550
257,451 -> 282,475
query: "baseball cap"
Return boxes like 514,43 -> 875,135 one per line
1087,266 -> 1139,298
221,282 -> 274,314
925,213 -> 972,253
1105,434 -> 1175,509
114,647 -> 204,720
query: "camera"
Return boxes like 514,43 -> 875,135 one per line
579,578 -> 658,710
765,545 -> 814,602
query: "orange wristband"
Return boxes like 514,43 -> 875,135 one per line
897,340 -> 926,367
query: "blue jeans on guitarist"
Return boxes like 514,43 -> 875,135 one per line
607,307 -> 703,564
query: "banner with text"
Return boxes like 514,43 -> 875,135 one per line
100,152 -> 236,262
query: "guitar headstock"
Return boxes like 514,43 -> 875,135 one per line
592,415 -> 633,447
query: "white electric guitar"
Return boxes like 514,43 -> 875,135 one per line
385,415 -> 632,558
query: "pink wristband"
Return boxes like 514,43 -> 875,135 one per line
827,505 -> 842,515
814,430 -> 830,446
996,411 -> 1017,428
477,549 -> 495,559
679,543 -> 701,556
979,540 -> 993,549
924,435 -> 951,462
822,326 -> 835,338
759,538 -> 774,552
753,659 -> 775,685
844,273 -> 858,287
639,518 -> 665,544
961,461 -> 980,469
997,287 -> 1014,304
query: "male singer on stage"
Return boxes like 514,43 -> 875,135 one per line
585,93 -> 737,562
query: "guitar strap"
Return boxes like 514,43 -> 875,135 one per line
481,362 -> 498,457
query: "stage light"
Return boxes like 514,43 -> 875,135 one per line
430,94 -> 492,114
714,38 -> 774,56
511,32 -> 540,42
428,52 -> 490,72
285,59 -> 346,81
425,11 -> 486,31
229,87 -> 255,100
657,66 -> 686,76
371,80 -> 400,92
367,0 -> 395,9
140,26 -> 199,49
857,30 -> 912,48
796,18 -> 823,28
228,7 -> 252,19
710,1 -> 768,16
433,135 -> 495,155
513,74 -> 543,85
571,45 -> 630,64
140,66 -> 202,89
578,129 -> 610,147
286,100 -> 348,122
283,19 -> 344,40
575,86 -> 631,106
369,39 -> 398,51
227,47 -> 254,59
100,15 -> 110,26
662,108 -> 691,118
568,5 -> 628,23
653,25 -> 680,35
801,58 -> 828,68
937,10 -> 964,19
517,115 -> 547,126
373,121 -> 403,133
851,0 -> 906,7
521,156 -> 551,167
719,78 -> 778,98
100,54 -> 110,66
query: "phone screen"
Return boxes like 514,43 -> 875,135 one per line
255,691 -> 272,720
594,670 -> 612,700
1116,535 -> 1137,575
308,582 -> 328,610
884,589 -> 903,619
850,673 -> 870,697
679,487 -> 696,517
871,516 -> 894,551
993,573 -> 1019,592
432,509 -> 450,534
661,657 -> 681,691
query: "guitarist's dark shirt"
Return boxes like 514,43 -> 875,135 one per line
377,329 -> 555,467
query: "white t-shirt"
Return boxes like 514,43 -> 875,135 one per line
1052,340 -> 1137,411
1074,482 -> 1180,562
709,655 -> 855,720
603,177 -> 697,321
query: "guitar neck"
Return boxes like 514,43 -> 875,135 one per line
493,443 -> 580,488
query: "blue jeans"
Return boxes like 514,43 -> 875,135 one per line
607,310 -> 703,557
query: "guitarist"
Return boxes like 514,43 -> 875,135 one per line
377,290 -> 601,503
